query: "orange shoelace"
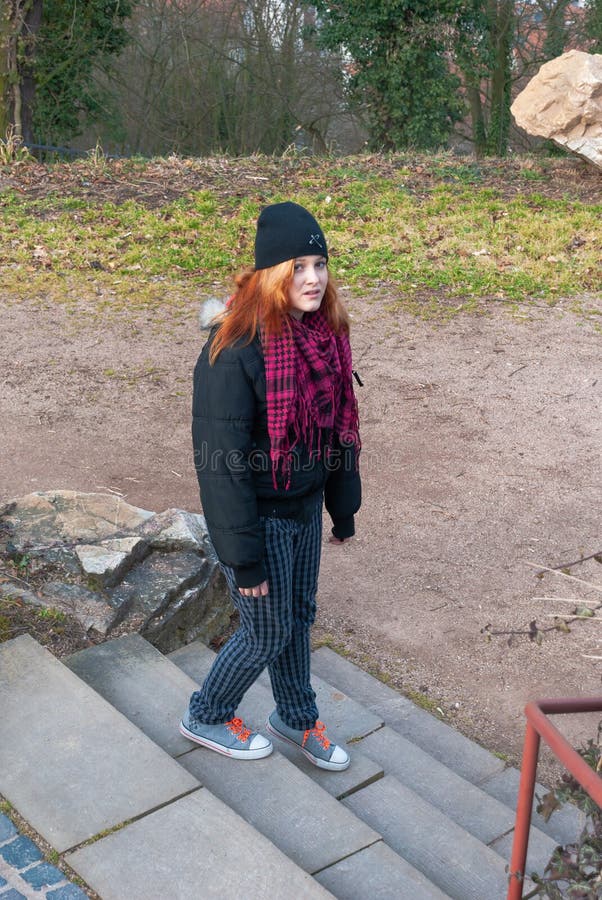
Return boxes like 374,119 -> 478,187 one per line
302,720 -> 330,750
226,717 -> 252,743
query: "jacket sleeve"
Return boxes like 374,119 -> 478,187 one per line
324,438 -> 361,540
192,341 -> 266,588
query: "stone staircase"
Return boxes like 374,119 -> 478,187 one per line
0,634 -> 582,900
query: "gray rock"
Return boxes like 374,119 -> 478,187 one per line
135,508 -> 214,554
40,581 -> 118,635
75,536 -> 148,587
0,491 -> 233,650
0,490 -> 154,551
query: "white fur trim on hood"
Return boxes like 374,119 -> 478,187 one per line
199,296 -> 227,330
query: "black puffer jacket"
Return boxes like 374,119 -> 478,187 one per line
192,331 -> 361,588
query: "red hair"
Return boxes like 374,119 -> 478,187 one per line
209,261 -> 349,364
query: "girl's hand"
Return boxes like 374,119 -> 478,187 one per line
239,580 -> 269,597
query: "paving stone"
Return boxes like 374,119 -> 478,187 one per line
46,886 -> 88,899
480,766 -> 584,846
0,837 -> 42,869
170,640 -> 383,796
66,634 -> 196,757
21,862 -> 65,888
0,635 -> 199,852
312,646 -> 505,785
343,776 -> 511,900
180,747 -> 380,874
356,725 -> 517,843
66,789 -> 333,899
315,841 -> 450,899
0,814 -> 18,843
2,889 -> 26,900
0,874 -> 7,887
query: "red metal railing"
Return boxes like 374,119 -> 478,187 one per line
507,697 -> 602,900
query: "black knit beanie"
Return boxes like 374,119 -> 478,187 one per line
254,201 -> 328,270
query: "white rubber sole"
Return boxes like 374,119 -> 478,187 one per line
266,719 -> 350,771
179,721 -> 273,760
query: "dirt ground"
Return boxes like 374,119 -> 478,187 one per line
2,289 -> 601,785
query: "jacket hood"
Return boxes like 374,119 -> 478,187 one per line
199,296 -> 227,330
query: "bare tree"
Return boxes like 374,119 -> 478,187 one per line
0,0 -> 42,143
93,0 -> 357,157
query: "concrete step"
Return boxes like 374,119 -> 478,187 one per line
169,639 -> 557,892
314,842 -> 450,900
66,789 -> 333,900
480,765 -> 584,847
311,646 -> 505,786
0,634 -> 344,897
312,645 -> 582,850
4,627 -> 573,899
355,725 -> 558,878
66,632 -> 196,757
0,634 -> 198,853
168,639 -> 384,799
66,634 -> 383,877
343,775 -> 513,900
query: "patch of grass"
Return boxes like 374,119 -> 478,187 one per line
0,154 -> 600,322
405,687 -> 445,716
81,818 -> 134,846
36,607 -> 66,622
0,594 -> 88,655
492,749 -> 511,763
312,634 -> 351,656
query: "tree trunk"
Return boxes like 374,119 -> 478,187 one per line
20,0 -> 42,144
466,83 -> 486,158
0,4 -> 10,136
486,0 -> 514,157
0,1 -> 42,144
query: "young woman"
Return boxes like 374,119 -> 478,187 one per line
180,201 -> 361,771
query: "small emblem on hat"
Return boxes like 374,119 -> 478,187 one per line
309,233 -> 324,250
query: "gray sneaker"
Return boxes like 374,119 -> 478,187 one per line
266,710 -> 350,771
179,711 -> 272,759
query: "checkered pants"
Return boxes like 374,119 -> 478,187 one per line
189,505 -> 322,730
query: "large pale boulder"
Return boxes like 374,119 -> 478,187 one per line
0,490 -> 233,652
511,50 -> 602,170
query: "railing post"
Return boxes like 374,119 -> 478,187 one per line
507,716 -> 541,900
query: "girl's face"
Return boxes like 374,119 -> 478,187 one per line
287,255 -> 328,320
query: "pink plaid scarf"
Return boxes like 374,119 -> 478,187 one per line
261,309 -> 360,488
